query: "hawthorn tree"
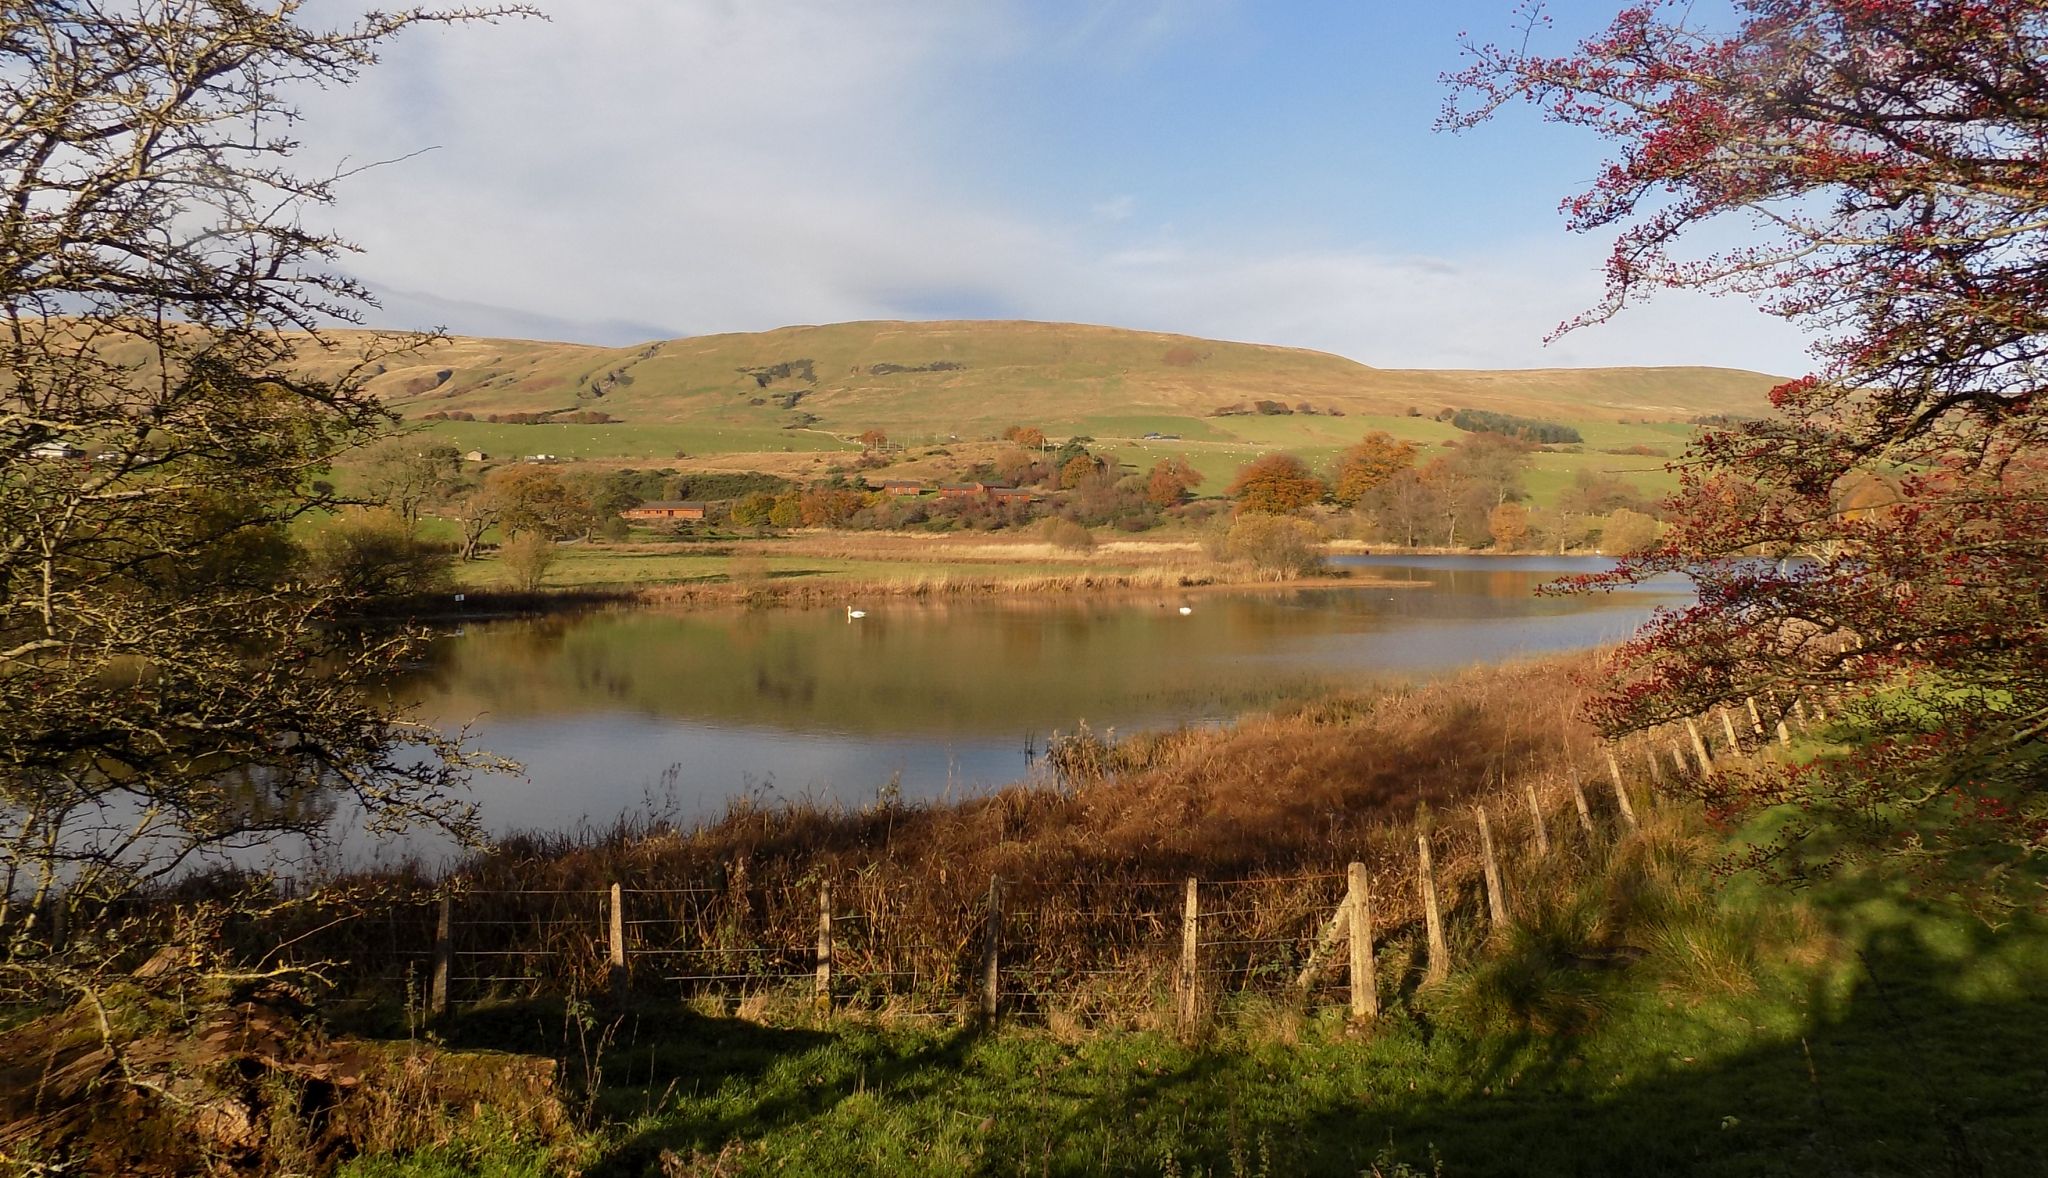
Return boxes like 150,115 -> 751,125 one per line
1144,456 -> 1204,507
1330,431 -> 1418,506
1227,454 -> 1327,514
1448,0 -> 2048,901
0,2 -> 532,999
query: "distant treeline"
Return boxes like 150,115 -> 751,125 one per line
1449,409 -> 1582,444
415,410 -> 617,424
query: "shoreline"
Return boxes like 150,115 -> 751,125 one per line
395,544 -> 1613,626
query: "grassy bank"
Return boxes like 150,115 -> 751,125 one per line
17,658 -> 2044,1176
340,821 -> 2048,1177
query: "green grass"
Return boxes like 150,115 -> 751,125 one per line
340,835 -> 2048,1177
417,421 -> 856,461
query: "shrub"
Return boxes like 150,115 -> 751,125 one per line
300,508 -> 451,600
1038,517 -> 1096,552
1223,514 -> 1325,576
498,530 -> 556,592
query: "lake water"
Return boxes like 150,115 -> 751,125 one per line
376,556 -> 1685,856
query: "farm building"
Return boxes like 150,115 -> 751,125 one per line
877,479 -> 925,496
622,500 -> 706,523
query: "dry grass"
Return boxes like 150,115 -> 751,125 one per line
246,657 -> 1667,1020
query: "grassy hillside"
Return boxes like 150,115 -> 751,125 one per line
311,318 -> 1769,434
299,319 -> 1777,508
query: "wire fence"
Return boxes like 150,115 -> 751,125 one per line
12,697 -> 1811,1027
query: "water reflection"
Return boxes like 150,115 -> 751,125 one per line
380,556 -> 1685,851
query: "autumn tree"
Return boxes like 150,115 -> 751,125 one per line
486,465 -> 600,540
858,428 -> 888,452
0,3 -> 533,1003
1058,454 -> 1100,490
1487,502 -> 1531,550
1144,456 -> 1204,507
1449,0 -> 2048,900
1331,432 -> 1418,506
1227,454 -> 1327,514
1002,424 -> 1047,449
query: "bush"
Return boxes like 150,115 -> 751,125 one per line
498,530 -> 556,592
1222,514 -> 1325,576
1038,517 -> 1095,552
301,509 -> 451,600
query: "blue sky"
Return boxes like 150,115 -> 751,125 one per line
300,0 -> 1809,374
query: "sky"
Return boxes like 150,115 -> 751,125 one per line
294,0 -> 1813,374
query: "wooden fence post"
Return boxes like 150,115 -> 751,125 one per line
1417,833 -> 1449,985
607,883 -> 627,997
1523,783 -> 1550,855
1719,707 -> 1742,755
1746,696 -> 1766,737
1178,878 -> 1200,1031
1644,743 -> 1664,788
1570,777 -> 1595,836
1347,862 -> 1377,1020
1670,743 -> 1688,777
1685,718 -> 1716,778
430,892 -> 452,1020
1793,699 -> 1810,732
815,879 -> 833,1014
980,876 -> 1001,1022
1476,807 -> 1508,928
1604,751 -> 1639,830
1777,719 -> 1793,747
1810,696 -> 1829,723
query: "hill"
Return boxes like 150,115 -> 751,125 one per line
301,319 -> 1782,502
317,319 -> 1777,434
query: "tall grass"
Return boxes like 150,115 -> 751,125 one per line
228,658 -> 1671,1019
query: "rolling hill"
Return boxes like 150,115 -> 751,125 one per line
314,319 -> 1779,435
298,319 -> 1782,502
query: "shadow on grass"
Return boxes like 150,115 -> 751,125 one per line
561,897 -> 2046,1177
587,1018 -> 989,1177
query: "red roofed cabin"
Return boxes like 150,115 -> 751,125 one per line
622,500 -> 706,523
877,479 -> 924,496
938,481 -> 990,499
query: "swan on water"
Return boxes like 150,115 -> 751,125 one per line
846,606 -> 866,621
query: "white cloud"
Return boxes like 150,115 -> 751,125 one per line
289,1 -> 1815,375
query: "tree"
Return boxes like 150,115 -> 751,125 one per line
1002,424 -> 1047,449
448,487 -> 502,561
858,428 -> 888,452
0,3 -> 532,1001
1330,432 -> 1418,506
1366,469 -> 1444,549
1227,454 -> 1327,514
497,530 -> 556,592
486,464 -> 599,540
1144,456 -> 1204,507
1597,507 -> 1661,555
302,509 -> 453,599
1450,0 -> 2048,901
359,439 -> 463,525
1450,433 -> 1533,509
1058,455 -> 1099,490
1488,502 -> 1531,550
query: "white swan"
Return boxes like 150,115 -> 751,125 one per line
1177,605 -> 1193,616
846,606 -> 866,621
